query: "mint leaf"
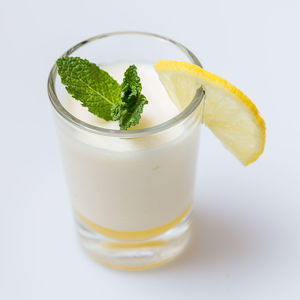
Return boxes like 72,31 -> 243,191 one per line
111,65 -> 148,130
56,58 -> 148,129
56,57 -> 121,121
120,64 -> 142,101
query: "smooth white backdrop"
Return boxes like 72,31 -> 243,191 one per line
1,0 -> 300,299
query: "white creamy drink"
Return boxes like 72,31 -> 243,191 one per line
57,63 -> 200,238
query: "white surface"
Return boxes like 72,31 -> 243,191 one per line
1,0 -> 300,299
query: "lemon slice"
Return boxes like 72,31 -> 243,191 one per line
154,60 -> 265,166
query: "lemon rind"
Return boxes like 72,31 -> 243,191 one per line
154,60 -> 265,165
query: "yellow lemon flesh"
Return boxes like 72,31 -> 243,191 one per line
154,60 -> 265,166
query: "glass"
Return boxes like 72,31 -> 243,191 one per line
48,32 -> 205,270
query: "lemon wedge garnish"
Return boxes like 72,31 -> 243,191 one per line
154,60 -> 265,165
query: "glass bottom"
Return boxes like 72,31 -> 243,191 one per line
75,213 -> 191,271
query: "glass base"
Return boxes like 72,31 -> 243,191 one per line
75,213 -> 191,271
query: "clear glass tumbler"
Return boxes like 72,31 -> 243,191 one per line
47,32 -> 204,270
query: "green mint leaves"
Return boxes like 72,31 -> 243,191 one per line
111,65 -> 148,130
56,57 -> 121,121
56,57 -> 148,129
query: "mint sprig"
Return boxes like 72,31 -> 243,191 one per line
56,57 -> 148,129
111,65 -> 148,130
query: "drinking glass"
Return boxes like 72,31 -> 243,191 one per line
48,32 -> 205,270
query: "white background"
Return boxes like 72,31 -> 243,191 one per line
1,0 -> 300,299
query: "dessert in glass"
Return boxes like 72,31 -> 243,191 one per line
48,32 -> 205,270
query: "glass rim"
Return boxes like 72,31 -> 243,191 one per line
47,31 -> 205,138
